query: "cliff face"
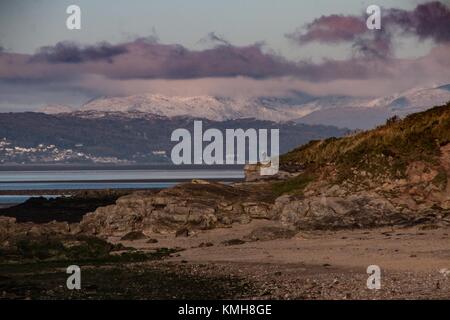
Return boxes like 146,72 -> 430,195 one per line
79,103 -> 450,236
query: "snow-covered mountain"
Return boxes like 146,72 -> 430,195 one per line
79,94 -> 318,122
366,85 -> 450,111
59,84 -> 450,129
299,85 -> 450,129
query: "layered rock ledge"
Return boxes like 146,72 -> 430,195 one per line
76,177 -> 450,237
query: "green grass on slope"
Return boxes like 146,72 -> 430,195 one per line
272,173 -> 315,197
276,103 -> 450,193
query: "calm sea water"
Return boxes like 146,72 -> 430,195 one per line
0,168 -> 244,205
0,182 -> 178,191
0,194 -> 61,205
0,169 -> 243,183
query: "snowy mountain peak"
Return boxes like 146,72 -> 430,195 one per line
80,94 -> 316,122
75,84 -> 450,129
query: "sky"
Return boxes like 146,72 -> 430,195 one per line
0,0 -> 424,58
0,0 -> 449,111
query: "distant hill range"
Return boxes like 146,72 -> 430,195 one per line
3,83 -> 449,164
39,83 -> 450,130
0,112 -> 348,164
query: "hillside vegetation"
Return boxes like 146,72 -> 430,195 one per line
276,103 -> 450,194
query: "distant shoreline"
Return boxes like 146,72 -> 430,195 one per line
0,179 -> 241,196
0,177 -> 243,184
0,164 -> 245,171
0,189 -> 149,196
0,165 -> 245,195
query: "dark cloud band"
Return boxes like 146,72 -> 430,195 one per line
31,42 -> 128,64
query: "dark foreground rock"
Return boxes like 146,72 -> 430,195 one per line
0,190 -> 134,224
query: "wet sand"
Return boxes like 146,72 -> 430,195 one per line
112,220 -> 450,299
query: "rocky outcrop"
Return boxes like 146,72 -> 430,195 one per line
79,145 -> 450,236
273,191 -> 449,230
270,161 -> 450,230
78,177 -> 450,236
77,143 -> 450,236
79,180 -> 274,236
267,142 -> 450,230
0,216 -> 71,243
439,144 -> 450,206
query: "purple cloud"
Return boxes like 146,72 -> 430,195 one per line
386,1 -> 450,43
0,40 -> 303,81
287,1 -> 450,59
286,15 -> 366,45
31,41 -> 128,64
0,2 -> 447,85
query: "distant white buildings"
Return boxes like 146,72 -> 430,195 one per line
152,150 -> 167,156
0,138 -> 132,164
0,137 -> 166,164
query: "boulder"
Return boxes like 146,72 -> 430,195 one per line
273,191 -> 420,230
